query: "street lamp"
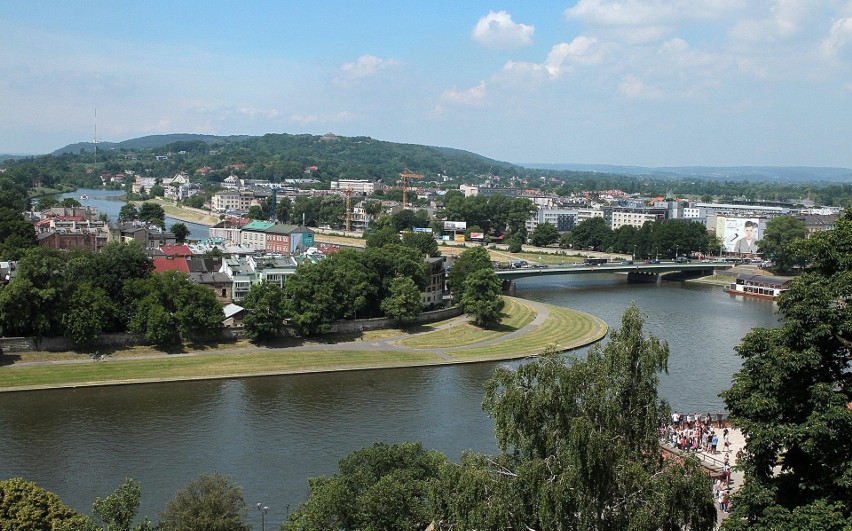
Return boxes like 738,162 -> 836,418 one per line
675,244 -> 679,260
257,503 -> 269,531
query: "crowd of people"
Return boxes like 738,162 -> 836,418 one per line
661,411 -> 741,515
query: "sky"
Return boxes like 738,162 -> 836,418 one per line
2,1 -> 852,167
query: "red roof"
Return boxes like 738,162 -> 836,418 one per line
152,256 -> 190,273
160,245 -> 193,257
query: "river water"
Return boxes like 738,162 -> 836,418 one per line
53,188 -> 210,240
0,266 -> 779,526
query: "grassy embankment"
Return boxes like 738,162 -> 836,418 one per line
0,297 -> 606,392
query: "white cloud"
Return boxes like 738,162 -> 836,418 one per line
618,74 -> 662,99
441,81 -> 488,106
730,0 -> 810,43
471,11 -> 534,49
820,16 -> 852,58
565,0 -> 737,27
335,55 -> 400,85
503,36 -> 603,79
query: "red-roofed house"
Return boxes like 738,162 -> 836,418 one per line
152,256 -> 191,274
160,245 -> 193,257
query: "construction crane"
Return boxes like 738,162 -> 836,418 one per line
345,187 -> 353,232
399,168 -> 424,209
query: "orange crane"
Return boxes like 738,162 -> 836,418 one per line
399,168 -> 424,208
345,187 -> 353,232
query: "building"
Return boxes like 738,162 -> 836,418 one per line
330,179 -> 376,195
240,220 -> 276,251
265,224 -> 316,255
424,257 -> 447,309
610,207 -> 667,230
526,208 -> 579,233
209,217 -> 252,244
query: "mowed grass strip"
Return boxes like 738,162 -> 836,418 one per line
447,304 -> 607,360
0,349 -> 441,390
397,297 -> 535,349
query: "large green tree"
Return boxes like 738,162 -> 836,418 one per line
529,221 -> 560,247
170,222 -> 190,244
401,231 -> 440,257
283,442 -> 447,531
92,478 -> 154,531
0,477 -> 92,530
159,473 -> 250,531
241,282 -> 288,341
380,276 -> 423,325
0,247 -> 70,339
138,202 -> 166,228
571,216 -> 612,251
721,209 -> 852,530
459,269 -> 504,327
126,271 -> 223,346
433,305 -> 716,530
757,215 -> 809,273
446,245 -> 492,299
62,282 -> 116,350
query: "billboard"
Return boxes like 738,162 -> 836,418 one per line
412,227 -> 433,233
721,217 -> 762,253
444,221 -> 467,231
454,234 -> 466,242
469,232 -> 484,240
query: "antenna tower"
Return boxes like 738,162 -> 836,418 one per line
93,108 -> 99,165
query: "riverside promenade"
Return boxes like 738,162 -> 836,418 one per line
662,424 -> 746,527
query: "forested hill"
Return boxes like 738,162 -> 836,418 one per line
2,131 -> 852,206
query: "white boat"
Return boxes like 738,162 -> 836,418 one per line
80,195 -> 89,200
726,273 -> 791,300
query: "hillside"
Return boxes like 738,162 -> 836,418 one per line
52,133 -> 254,155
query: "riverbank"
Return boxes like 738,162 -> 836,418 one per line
0,298 -> 607,393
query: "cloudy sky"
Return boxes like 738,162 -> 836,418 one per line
2,1 -> 852,167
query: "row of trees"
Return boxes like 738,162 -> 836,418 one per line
0,473 -> 250,530
0,243 -> 223,349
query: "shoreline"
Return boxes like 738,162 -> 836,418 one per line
0,298 -> 608,393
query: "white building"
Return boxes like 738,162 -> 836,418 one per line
330,179 -> 376,194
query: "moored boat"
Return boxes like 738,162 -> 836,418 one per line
726,273 -> 792,300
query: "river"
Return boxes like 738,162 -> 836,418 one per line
53,188 -> 211,240
0,273 -> 779,526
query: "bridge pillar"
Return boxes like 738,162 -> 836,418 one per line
627,271 -> 660,284
501,279 -> 516,292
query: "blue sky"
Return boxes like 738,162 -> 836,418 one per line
2,1 -> 852,167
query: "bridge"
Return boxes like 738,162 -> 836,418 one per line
495,261 -> 732,285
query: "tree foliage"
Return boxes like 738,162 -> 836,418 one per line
757,215 -> 808,273
530,221 -> 560,247
92,478 -> 154,531
0,477 -> 92,530
380,276 -> 423,324
721,209 -> 852,530
435,304 -> 717,530
283,442 -> 447,531
170,222 -> 190,244
159,473 -> 250,531
241,282 -> 288,341
127,271 -> 223,346
446,245 -> 492,298
62,282 -> 116,350
401,231 -> 440,257
459,269 -> 504,327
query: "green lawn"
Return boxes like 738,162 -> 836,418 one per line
0,299 -> 607,392
447,304 -> 607,360
398,297 -> 535,348
0,349 -> 443,390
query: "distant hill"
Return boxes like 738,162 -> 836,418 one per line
0,153 -> 35,162
520,162 -> 852,183
52,133 -> 253,155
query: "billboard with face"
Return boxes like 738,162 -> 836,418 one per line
722,217 -> 762,253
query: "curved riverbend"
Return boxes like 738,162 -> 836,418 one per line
0,298 -> 607,393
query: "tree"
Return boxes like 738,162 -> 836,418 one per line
380,276 -> 423,324
505,236 -> 522,253
241,282 -> 288,341
284,442 -> 447,531
529,222 -> 560,247
0,247 -> 70,339
118,203 -> 139,222
459,269 -> 504,327
159,473 -> 250,531
138,202 -> 165,228
364,226 -> 400,248
0,477 -> 93,530
170,222 -> 190,244
62,282 -> 116,350
92,478 -> 154,531
433,305 -> 716,530
401,231 -> 440,257
571,216 -> 611,250
127,271 -> 223,346
446,245 -> 492,299
245,205 -> 266,220
721,209 -> 852,529
757,215 -> 808,273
